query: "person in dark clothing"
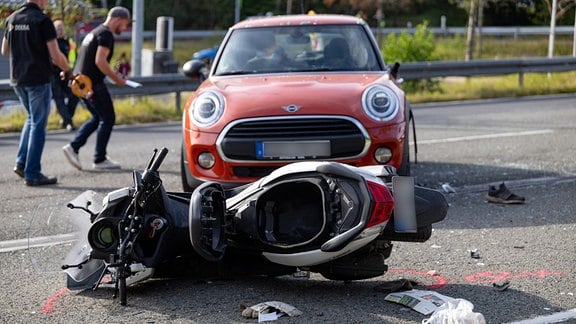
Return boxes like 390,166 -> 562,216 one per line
2,0 -> 73,186
62,6 -> 131,170
50,19 -> 78,131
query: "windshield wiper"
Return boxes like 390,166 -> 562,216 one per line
215,70 -> 254,76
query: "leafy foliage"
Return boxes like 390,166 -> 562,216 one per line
382,21 -> 440,93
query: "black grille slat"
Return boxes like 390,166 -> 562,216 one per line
226,118 -> 360,139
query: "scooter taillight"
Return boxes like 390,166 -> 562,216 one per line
366,181 -> 394,228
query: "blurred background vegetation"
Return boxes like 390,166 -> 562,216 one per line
2,0 -> 575,32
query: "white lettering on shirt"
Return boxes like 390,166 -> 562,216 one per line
13,24 -> 30,31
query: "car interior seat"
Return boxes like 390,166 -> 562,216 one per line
323,38 -> 352,68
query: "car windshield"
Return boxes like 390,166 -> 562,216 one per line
213,24 -> 383,76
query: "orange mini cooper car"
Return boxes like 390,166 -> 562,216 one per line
181,14 -> 412,191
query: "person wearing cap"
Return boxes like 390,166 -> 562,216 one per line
62,6 -> 131,171
2,0 -> 73,186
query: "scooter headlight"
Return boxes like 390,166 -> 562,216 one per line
361,85 -> 399,122
190,90 -> 225,127
88,218 -> 119,253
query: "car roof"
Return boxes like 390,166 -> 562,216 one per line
231,14 -> 366,30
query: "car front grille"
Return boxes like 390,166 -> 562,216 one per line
217,116 -> 369,161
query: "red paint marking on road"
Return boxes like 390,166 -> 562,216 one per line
464,269 -> 564,284
41,288 -> 69,314
388,269 -> 448,289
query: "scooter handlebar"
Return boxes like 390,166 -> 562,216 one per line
142,147 -> 169,184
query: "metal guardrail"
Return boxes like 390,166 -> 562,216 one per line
0,74 -> 201,110
2,56 -> 576,106
399,56 -> 576,87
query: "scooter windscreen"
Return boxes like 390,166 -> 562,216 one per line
59,191 -> 107,290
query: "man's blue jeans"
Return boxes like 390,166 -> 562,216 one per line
14,84 -> 52,180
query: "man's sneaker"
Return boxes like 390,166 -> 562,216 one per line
93,158 -> 121,170
485,182 -> 525,204
25,174 -> 57,186
65,123 -> 77,131
62,144 -> 82,170
13,164 -> 24,178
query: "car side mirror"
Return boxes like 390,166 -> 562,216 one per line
182,59 -> 208,80
390,62 -> 400,80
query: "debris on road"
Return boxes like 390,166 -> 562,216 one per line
374,278 -> 417,293
468,247 -> 481,259
492,280 -> 511,291
442,183 -> 456,193
485,182 -> 525,204
385,289 -> 455,315
422,298 -> 486,324
240,301 -> 302,321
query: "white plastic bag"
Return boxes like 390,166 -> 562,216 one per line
422,298 -> 486,324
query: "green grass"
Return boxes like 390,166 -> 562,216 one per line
0,96 -> 182,133
407,71 -> 576,103
2,35 -> 575,134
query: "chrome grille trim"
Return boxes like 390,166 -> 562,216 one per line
216,115 -> 371,163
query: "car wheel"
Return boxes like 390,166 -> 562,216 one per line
181,143 -> 203,192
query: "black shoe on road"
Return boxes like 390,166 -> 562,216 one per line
486,182 -> 525,204
25,174 -> 58,187
13,164 -> 24,178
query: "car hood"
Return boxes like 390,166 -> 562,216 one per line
198,73 -> 403,124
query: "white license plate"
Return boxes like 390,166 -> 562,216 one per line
392,176 -> 417,233
256,141 -> 330,159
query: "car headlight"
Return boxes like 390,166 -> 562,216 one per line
190,90 -> 225,127
361,85 -> 400,122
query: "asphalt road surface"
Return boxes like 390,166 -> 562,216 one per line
0,95 -> 574,323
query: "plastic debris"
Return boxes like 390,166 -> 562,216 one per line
492,280 -> 511,291
441,183 -> 456,193
241,301 -> 302,320
422,298 -> 486,324
468,246 -> 481,259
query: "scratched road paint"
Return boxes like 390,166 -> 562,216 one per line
464,270 -> 564,284
41,288 -> 69,314
386,269 -> 449,289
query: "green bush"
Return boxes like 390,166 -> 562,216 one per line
382,21 -> 440,93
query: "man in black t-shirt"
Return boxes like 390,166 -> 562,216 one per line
62,6 -> 131,171
2,0 -> 73,186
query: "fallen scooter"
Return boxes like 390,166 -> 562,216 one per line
62,147 -> 448,305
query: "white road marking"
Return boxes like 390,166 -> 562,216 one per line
0,233 -> 77,253
415,129 -> 554,145
505,309 -> 576,324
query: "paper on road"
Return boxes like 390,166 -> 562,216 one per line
385,289 -> 455,315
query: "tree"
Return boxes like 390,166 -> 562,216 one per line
543,0 -> 576,20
